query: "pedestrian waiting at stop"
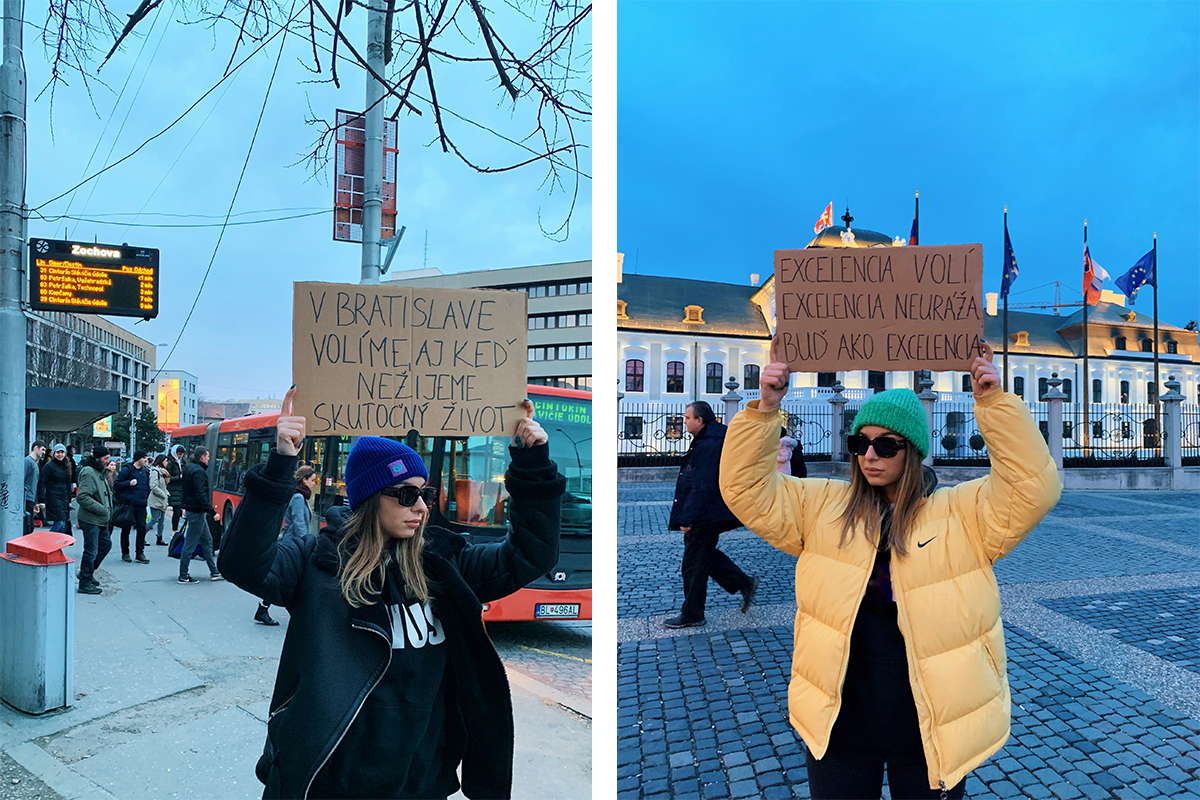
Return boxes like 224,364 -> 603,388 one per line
39,444 -> 74,534
220,387 -> 564,800
147,454 -> 172,546
253,465 -> 322,627
76,447 -> 114,595
179,447 -> 222,584
664,400 -> 758,629
114,450 -> 152,564
24,440 -> 47,536
719,340 -> 1061,800
167,444 -> 186,536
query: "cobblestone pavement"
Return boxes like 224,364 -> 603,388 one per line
617,483 -> 1200,799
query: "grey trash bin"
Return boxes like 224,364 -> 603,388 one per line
0,530 -> 75,714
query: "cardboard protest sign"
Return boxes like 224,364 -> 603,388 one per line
773,244 -> 984,372
293,282 -> 528,437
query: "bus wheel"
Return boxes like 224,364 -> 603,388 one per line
221,502 -> 234,545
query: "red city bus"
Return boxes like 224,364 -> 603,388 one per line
170,385 -> 591,621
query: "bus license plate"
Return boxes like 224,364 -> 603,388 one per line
535,603 -> 580,619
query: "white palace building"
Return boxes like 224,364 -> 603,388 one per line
617,227 -> 1200,410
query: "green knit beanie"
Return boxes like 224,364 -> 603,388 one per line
849,388 -> 929,458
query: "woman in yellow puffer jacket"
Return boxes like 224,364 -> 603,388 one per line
719,340 -> 1061,799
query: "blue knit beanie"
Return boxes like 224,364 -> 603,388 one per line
344,437 -> 429,510
850,388 -> 930,459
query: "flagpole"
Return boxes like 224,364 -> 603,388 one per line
1083,219 -> 1090,453
1153,231 -> 1160,458
1003,205 -> 1009,393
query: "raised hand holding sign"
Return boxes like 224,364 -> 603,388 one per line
512,399 -> 549,448
970,340 -> 1001,398
277,386 -> 307,456
759,336 -> 792,412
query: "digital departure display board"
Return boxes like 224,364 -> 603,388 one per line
29,238 -> 159,319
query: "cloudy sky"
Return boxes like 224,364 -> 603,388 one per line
618,1 -> 1198,331
26,1 -> 591,400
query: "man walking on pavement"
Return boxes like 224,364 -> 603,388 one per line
114,450 -> 151,564
76,447 -> 114,595
24,440 -> 47,536
665,401 -> 758,629
179,446 -> 222,584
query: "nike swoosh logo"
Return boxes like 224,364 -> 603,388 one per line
917,537 -> 936,548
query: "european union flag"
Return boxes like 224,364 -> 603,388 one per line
1000,221 -> 1018,299
1114,248 -> 1155,305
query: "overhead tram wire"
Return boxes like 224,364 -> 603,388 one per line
65,1 -> 175,238
117,63 -> 246,241
153,1 -> 298,380
30,6 -> 304,215
38,209 -> 327,228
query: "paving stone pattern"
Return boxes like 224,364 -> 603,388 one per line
1039,588 -> 1200,674
619,484 -> 1200,799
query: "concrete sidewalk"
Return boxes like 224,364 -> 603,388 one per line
0,530 -> 590,800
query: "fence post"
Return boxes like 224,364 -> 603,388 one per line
917,374 -> 937,467
1161,375 -> 1184,470
721,378 -> 743,425
829,382 -> 847,463
1043,373 -> 1067,470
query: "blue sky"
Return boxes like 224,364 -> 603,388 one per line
618,1 -> 1199,329
26,4 -> 590,398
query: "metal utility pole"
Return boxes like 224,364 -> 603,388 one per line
0,0 -> 26,544
360,0 -> 386,285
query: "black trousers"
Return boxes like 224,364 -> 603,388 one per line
679,523 -> 751,622
119,506 -> 147,556
805,747 -> 967,800
171,505 -> 183,533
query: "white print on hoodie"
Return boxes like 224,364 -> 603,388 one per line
388,600 -> 446,649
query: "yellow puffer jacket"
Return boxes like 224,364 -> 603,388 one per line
719,390 -> 1061,791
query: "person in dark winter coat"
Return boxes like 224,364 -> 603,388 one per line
39,444 -> 74,533
179,447 -> 221,583
114,450 -> 152,563
167,444 -> 186,535
253,465 -> 321,627
665,400 -> 757,629
219,388 -> 564,800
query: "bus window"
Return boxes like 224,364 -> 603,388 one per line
532,396 -> 591,536
215,433 -> 234,493
439,437 -> 510,527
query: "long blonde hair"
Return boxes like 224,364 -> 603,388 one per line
836,439 -> 928,558
336,493 -> 430,607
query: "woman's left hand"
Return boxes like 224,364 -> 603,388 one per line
971,339 -> 1001,398
277,386 -> 307,456
513,399 -> 548,448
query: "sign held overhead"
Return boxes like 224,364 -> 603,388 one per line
773,243 -> 984,373
292,282 -> 528,437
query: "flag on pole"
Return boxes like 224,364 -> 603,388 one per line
1113,248 -> 1156,306
814,202 -> 834,235
1083,244 -> 1109,306
908,193 -> 919,246
1001,220 -> 1019,299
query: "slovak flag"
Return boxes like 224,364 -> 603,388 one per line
1083,244 -> 1109,306
814,202 -> 834,235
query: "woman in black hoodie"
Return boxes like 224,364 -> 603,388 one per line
219,387 -> 564,800
39,445 -> 74,533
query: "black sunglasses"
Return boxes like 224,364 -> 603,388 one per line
846,434 -> 909,459
379,485 -> 438,507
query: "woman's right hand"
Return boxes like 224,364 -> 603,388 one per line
277,386 -> 307,457
759,336 -> 791,412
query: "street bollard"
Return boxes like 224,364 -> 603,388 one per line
0,529 -> 75,714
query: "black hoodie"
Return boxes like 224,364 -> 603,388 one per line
219,445 -> 564,799
669,420 -> 741,531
